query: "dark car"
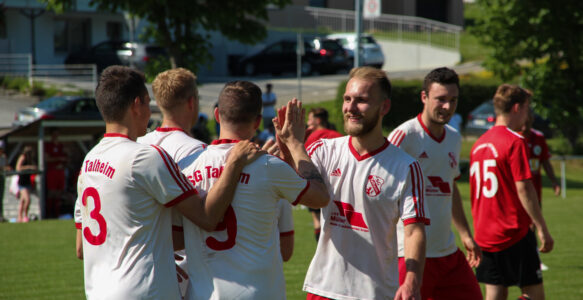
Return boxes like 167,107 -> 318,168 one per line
465,100 -> 553,137
12,95 -> 102,127
236,37 -> 349,76
65,41 -> 167,72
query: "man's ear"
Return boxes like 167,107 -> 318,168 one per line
421,90 -> 428,105
214,106 -> 220,124
130,96 -> 141,115
381,98 -> 391,115
254,115 -> 262,130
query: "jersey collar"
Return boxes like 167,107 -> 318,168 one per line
103,133 -> 130,139
211,139 -> 240,145
417,114 -> 445,143
348,136 -> 390,161
156,127 -> 187,133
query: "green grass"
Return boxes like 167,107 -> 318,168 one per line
1,159 -> 582,299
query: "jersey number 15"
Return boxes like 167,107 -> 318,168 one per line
470,159 -> 499,199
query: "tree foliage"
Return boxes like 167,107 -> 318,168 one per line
471,0 -> 583,150
42,0 -> 290,72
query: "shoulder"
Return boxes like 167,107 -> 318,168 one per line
306,135 -> 348,155
445,124 -> 462,140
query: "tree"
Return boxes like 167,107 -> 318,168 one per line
43,0 -> 290,72
470,0 -> 583,151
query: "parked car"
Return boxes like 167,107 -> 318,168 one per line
327,33 -> 385,69
465,100 -> 553,137
235,37 -> 349,76
12,95 -> 102,127
65,40 -> 167,72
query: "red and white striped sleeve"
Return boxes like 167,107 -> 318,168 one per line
401,161 -> 430,225
388,129 -> 406,147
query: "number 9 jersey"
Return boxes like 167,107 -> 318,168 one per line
74,133 -> 197,300
469,126 -> 533,252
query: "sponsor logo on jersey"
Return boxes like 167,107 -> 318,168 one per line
426,176 -> 451,196
84,159 -> 116,179
448,152 -> 457,168
419,151 -> 429,159
188,166 -> 250,185
331,168 -> 342,176
330,200 -> 369,232
366,175 -> 384,197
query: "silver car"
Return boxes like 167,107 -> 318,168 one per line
327,33 -> 385,69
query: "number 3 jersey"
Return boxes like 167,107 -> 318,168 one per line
303,136 -> 429,300
175,139 -> 309,300
470,126 -> 532,252
389,115 -> 461,258
74,134 -> 196,300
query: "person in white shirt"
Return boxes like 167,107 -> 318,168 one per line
174,81 -> 329,300
74,66 -> 262,300
136,67 -> 207,297
389,67 -> 482,300
303,67 -> 428,300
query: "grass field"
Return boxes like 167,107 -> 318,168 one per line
1,157 -> 582,299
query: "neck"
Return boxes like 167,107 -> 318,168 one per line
421,113 -> 445,139
161,118 -> 190,132
349,127 -> 386,156
219,123 -> 256,141
494,114 -> 519,131
105,123 -> 135,141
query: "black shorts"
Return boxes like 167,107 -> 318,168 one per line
308,208 -> 320,214
476,230 -> 542,287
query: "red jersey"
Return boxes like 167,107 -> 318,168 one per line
522,128 -> 551,202
469,126 -> 533,252
45,142 -> 66,169
304,128 -> 342,148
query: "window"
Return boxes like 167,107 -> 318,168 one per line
309,0 -> 327,8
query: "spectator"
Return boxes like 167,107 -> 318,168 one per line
45,129 -> 67,218
262,83 -> 277,129
16,145 -> 36,223
0,140 -> 10,222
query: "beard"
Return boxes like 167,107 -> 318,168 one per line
343,112 -> 380,137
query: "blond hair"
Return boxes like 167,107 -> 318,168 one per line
493,84 -> 531,115
152,68 -> 198,111
349,66 -> 392,100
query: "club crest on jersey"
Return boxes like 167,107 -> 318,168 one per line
366,175 -> 384,197
448,152 -> 457,168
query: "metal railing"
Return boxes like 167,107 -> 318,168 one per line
0,53 -> 97,94
268,6 -> 462,50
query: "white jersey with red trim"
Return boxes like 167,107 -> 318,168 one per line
137,127 -> 206,165
389,115 -> 461,258
74,134 -> 196,300
303,136 -> 429,300
176,139 -> 309,300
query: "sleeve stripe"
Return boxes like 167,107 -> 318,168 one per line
306,140 -> 324,156
165,189 -> 198,208
409,163 -> 419,218
410,161 -> 425,219
389,130 -> 405,147
151,145 -> 193,193
75,222 -> 82,229
403,217 -> 430,226
292,181 -> 310,206
414,161 -> 426,218
280,230 -> 295,237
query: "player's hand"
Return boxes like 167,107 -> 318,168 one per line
462,236 -> 482,268
261,139 -> 280,156
553,184 -> 561,196
227,140 -> 264,167
175,263 -> 188,283
394,276 -> 420,300
538,228 -> 554,253
274,98 -> 306,147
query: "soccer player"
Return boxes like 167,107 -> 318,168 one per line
304,107 -> 342,241
470,84 -> 554,300
174,81 -> 329,300
136,67 -> 207,297
303,67 -> 429,300
388,67 -> 482,299
74,66 -> 261,299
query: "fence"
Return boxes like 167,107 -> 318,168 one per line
0,53 -> 97,94
267,6 -> 462,50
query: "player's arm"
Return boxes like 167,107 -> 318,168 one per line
273,98 -> 329,208
516,179 -> 554,252
451,182 -> 482,267
395,223 -> 425,300
75,229 -> 83,260
280,234 -> 294,262
175,141 -> 263,231
172,230 -> 185,251
541,159 -> 561,196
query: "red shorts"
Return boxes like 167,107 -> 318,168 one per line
46,169 -> 65,190
306,293 -> 333,300
399,249 -> 483,300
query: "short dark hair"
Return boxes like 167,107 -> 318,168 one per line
218,81 -> 262,124
349,67 -> 391,100
95,66 -> 147,122
309,107 -> 331,128
493,84 -> 531,115
423,67 -> 459,93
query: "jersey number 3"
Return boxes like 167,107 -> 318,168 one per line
82,187 -> 107,245
470,159 -> 499,199
206,205 -> 237,251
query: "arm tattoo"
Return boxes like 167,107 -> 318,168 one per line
298,161 -> 325,185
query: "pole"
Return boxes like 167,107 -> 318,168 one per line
38,122 -> 45,220
296,32 -> 303,102
354,0 -> 363,68
560,159 -> 566,199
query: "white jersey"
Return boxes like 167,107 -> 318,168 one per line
389,115 -> 461,258
277,198 -> 294,236
303,136 -> 429,300
176,139 -> 309,300
74,133 -> 196,300
137,127 -> 206,165
137,126 -> 205,298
